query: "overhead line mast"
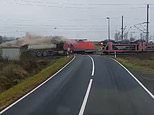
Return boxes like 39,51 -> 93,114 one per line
121,16 -> 124,40
146,4 -> 149,43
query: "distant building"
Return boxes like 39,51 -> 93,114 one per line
0,45 -> 27,60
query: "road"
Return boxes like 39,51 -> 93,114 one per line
1,55 -> 154,115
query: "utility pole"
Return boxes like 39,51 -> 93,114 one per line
107,17 -> 110,40
146,4 -> 149,43
121,16 -> 124,40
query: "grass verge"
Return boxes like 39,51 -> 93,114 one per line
117,57 -> 154,74
117,58 -> 154,73
0,56 -> 73,110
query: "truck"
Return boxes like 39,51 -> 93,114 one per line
28,42 -> 65,57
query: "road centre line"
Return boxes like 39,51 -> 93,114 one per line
79,79 -> 93,115
78,56 -> 95,115
88,55 -> 95,76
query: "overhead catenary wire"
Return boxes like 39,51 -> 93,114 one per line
2,0 -> 154,9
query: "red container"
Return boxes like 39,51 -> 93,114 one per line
64,40 -> 96,53
73,41 -> 95,51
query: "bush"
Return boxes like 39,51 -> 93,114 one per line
0,64 -> 28,91
0,54 -> 58,94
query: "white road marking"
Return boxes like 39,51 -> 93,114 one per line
78,56 -> 95,115
113,59 -> 154,99
88,56 -> 95,76
0,56 -> 76,115
79,79 -> 93,115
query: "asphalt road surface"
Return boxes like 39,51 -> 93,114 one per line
1,55 -> 154,115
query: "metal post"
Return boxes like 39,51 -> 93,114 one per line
146,4 -> 149,43
114,51 -> 117,58
122,16 -> 124,40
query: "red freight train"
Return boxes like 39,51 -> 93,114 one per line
64,40 -> 96,54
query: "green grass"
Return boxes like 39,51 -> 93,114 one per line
0,56 -> 73,110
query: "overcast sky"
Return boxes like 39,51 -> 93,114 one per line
0,0 -> 154,40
